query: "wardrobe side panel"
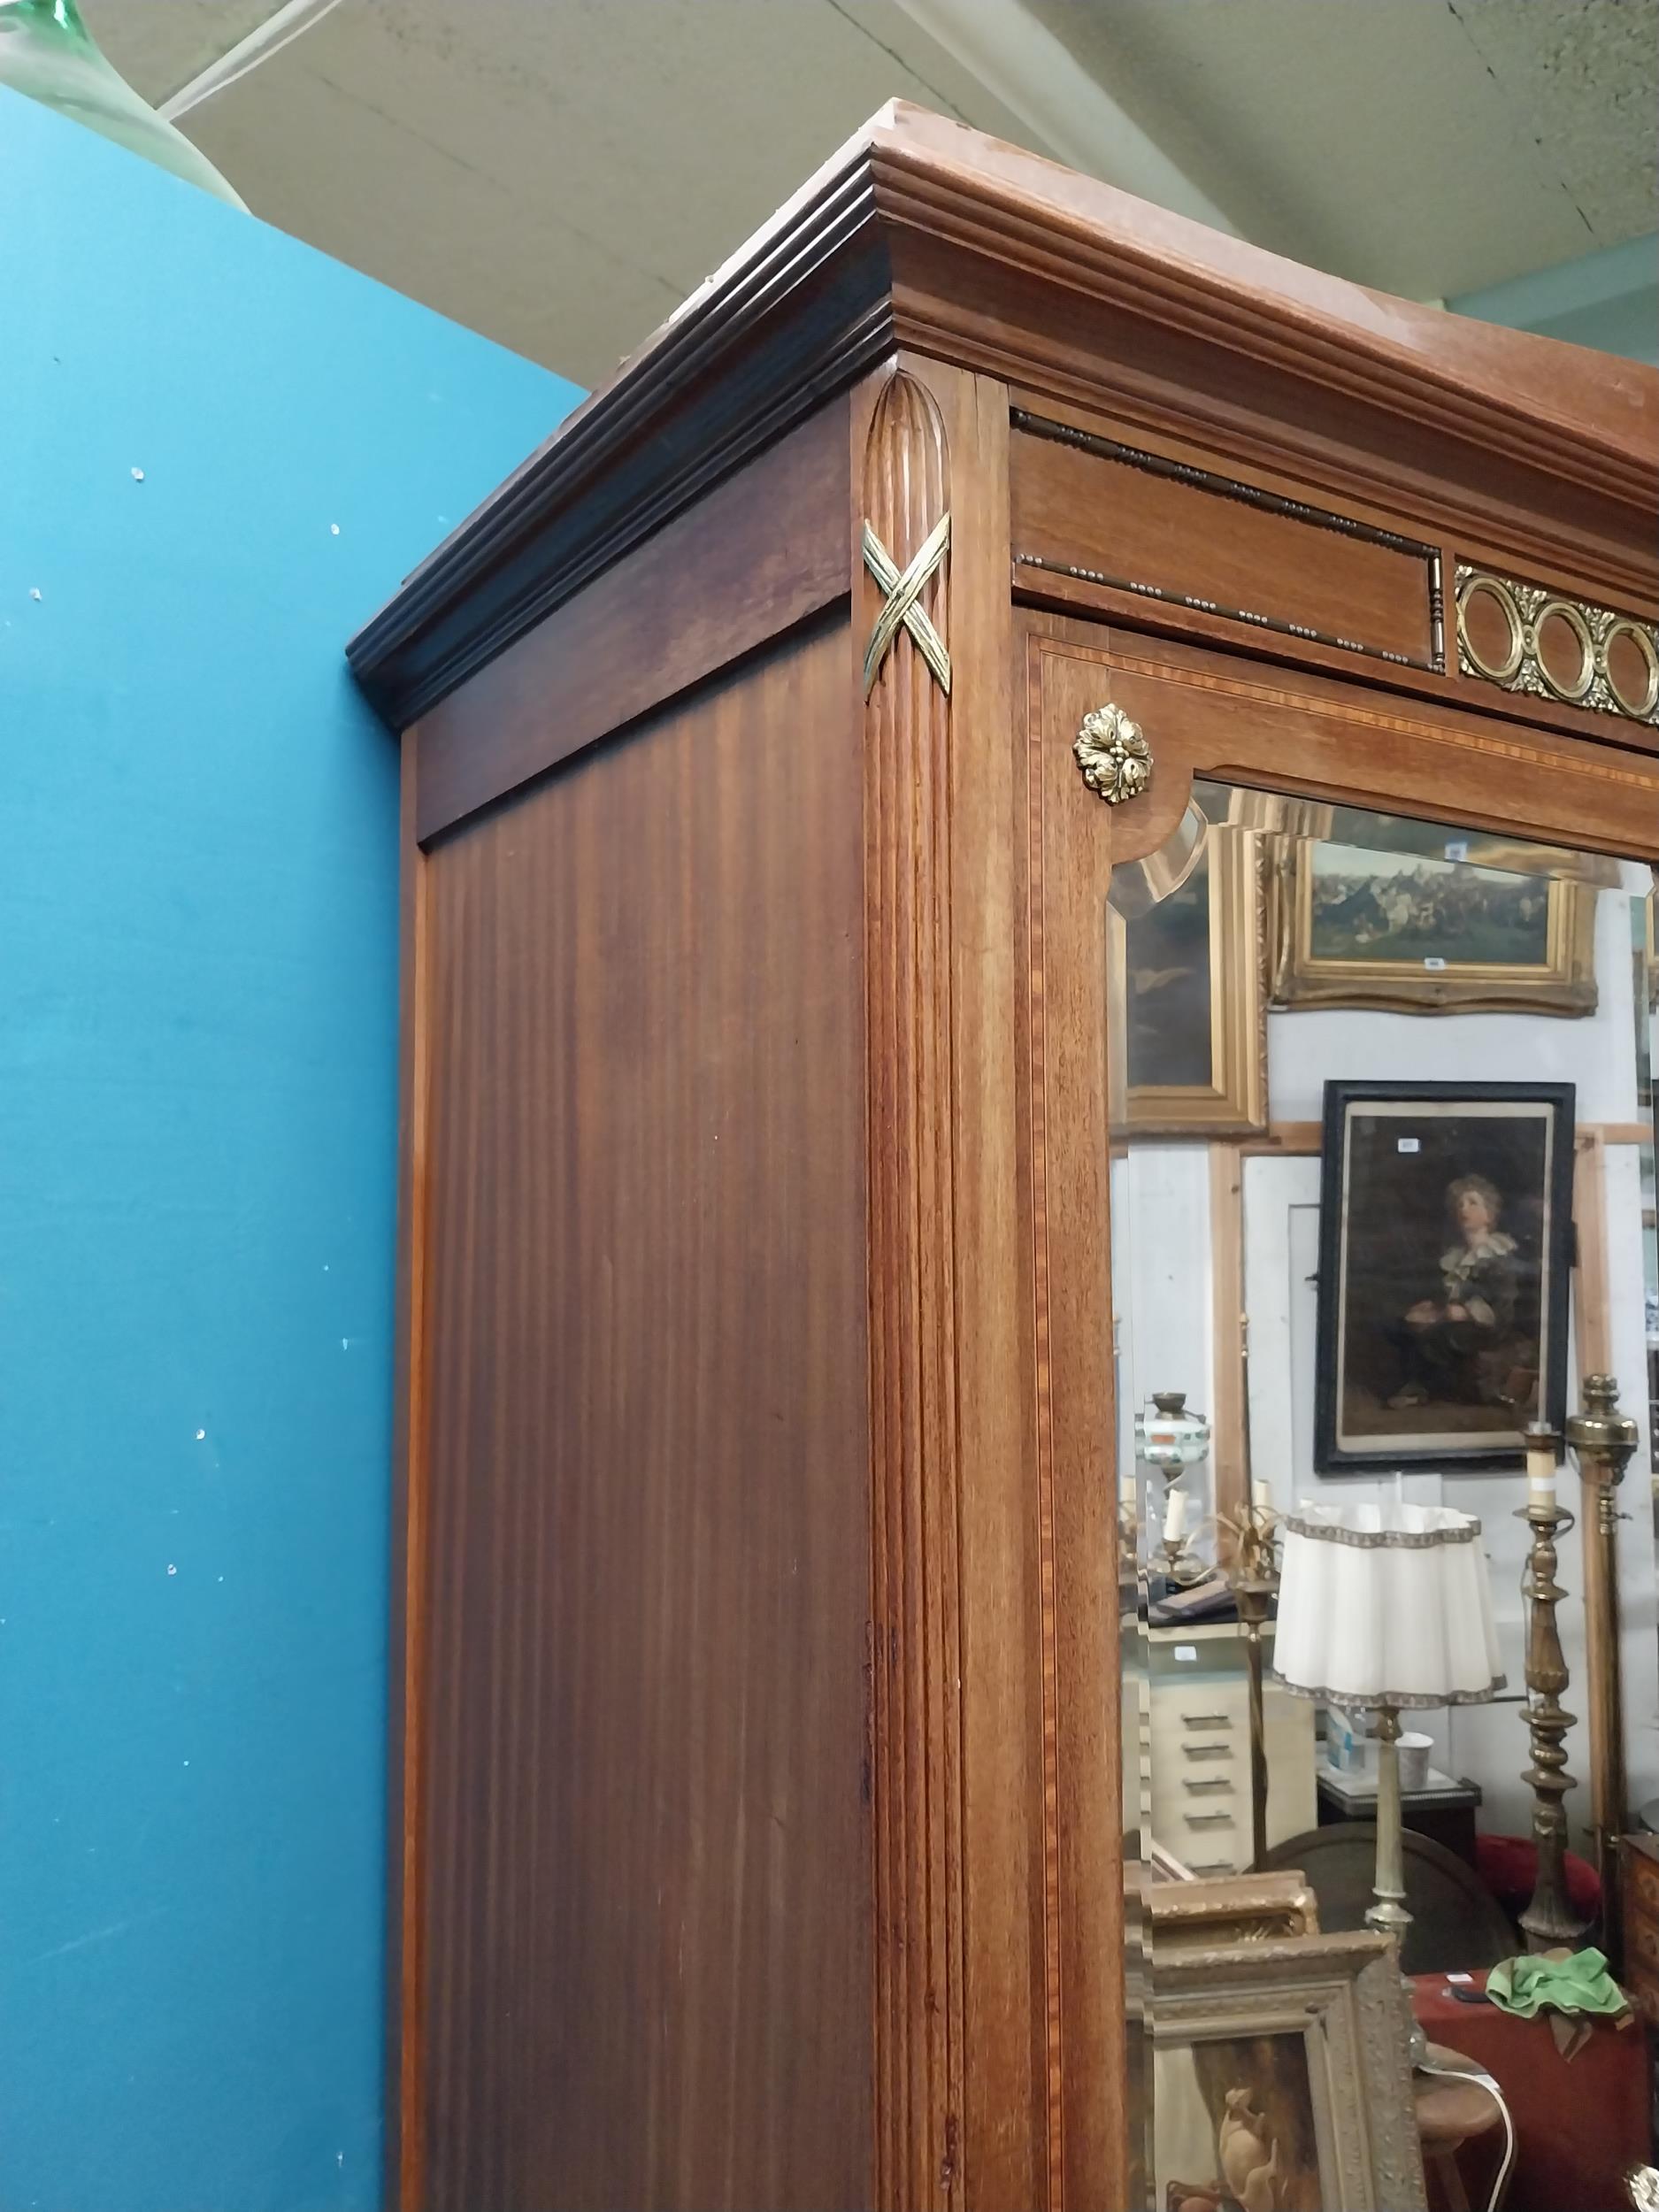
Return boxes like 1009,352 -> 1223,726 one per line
414,613 -> 873,2210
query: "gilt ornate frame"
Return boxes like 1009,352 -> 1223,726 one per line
1112,821 -> 1270,1136
1146,1869 -> 1319,1952
1152,1932 -> 1426,2212
1271,836 -> 1600,1017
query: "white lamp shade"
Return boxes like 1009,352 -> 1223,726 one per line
1272,1502 -> 1504,1709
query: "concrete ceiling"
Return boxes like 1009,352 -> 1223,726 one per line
90,0 -> 1658,388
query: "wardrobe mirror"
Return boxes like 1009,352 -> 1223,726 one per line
1113,778 -> 1657,2212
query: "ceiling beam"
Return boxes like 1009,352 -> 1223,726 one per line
886,0 -> 1241,235
160,0 -> 345,120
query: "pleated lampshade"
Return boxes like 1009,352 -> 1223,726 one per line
1273,1502 -> 1505,1709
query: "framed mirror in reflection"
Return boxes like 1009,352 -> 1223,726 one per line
1314,1081 -> 1575,1471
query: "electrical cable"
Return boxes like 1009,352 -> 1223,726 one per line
1415,2055 -> 1515,2212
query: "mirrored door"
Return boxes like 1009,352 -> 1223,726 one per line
1027,618 -> 1658,2212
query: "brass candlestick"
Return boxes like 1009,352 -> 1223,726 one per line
1225,1497 -> 1279,1871
1567,1375 -> 1640,1969
1118,1482 -> 1140,1597
1157,1517 -> 1206,1587
1156,1473 -> 1208,1586
1516,1428 -> 1587,1950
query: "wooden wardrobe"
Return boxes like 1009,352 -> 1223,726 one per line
349,103 -> 1659,2212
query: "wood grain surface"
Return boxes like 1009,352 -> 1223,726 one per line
1019,626 -> 1133,2212
412,613 -> 872,2210
1026,620 -> 1659,860
1011,416 -> 1437,666
414,403 -> 851,842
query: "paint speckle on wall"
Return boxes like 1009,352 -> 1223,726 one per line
1,87 -> 581,2212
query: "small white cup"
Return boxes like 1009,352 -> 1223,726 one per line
1397,1732 -> 1432,1793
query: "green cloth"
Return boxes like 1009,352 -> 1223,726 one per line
1486,1948 -> 1626,2018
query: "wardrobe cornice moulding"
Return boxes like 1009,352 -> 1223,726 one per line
349,101 -> 1658,731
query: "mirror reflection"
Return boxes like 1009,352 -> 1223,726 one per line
1117,781 -> 1657,2212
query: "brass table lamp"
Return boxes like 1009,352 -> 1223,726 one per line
1225,1485 -> 1280,1871
1274,1504 -> 1503,1984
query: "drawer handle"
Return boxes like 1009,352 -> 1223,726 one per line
1187,1860 -> 1234,1875
1184,1811 -> 1233,1830
1181,1713 -> 1232,1730
1182,1743 -> 1232,1763
1184,1778 -> 1233,1796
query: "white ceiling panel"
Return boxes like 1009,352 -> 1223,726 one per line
74,0 -> 1658,380
1025,0 -> 1656,300
1455,0 -> 1658,243
160,0 -> 1045,383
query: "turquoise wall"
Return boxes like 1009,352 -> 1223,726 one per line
0,91 -> 579,2212
1450,232 -> 1657,366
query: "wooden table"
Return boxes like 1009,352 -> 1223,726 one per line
1412,1971 -> 1649,2211
1318,1764 -> 1482,1868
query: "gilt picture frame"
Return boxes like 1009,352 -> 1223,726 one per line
1113,818 -> 1269,1137
1314,1079 -> 1576,1472
1271,807 -> 1600,1017
1147,1870 -> 1320,1954
1151,1932 -> 1425,2212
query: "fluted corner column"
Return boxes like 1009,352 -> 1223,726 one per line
862,365 -> 964,2212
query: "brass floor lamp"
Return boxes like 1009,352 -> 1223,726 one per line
1568,1376 -> 1641,1967
1517,1419 -> 1588,1949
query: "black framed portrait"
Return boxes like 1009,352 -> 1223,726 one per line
1314,1080 -> 1576,1471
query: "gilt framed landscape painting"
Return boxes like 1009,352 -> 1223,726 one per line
1274,805 -> 1599,1017
1314,1080 -> 1576,1472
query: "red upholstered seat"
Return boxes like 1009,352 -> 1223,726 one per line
1475,1833 -> 1601,1921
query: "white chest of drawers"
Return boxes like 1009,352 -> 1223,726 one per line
1134,1620 -> 1317,1874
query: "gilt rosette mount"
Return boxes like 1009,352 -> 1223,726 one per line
1074,703 -> 1152,805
